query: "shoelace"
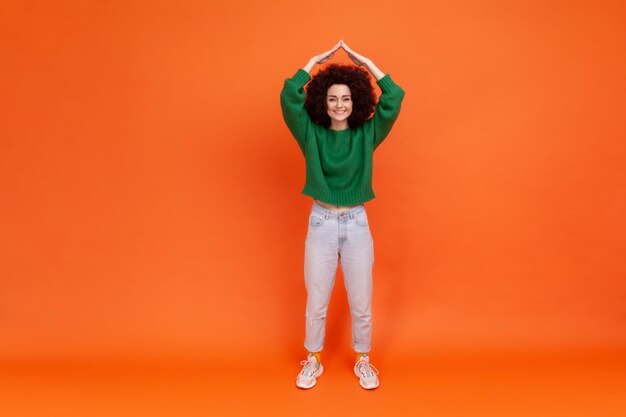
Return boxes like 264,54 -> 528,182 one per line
356,360 -> 379,378
299,360 -> 318,377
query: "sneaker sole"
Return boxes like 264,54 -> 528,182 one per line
358,378 -> 380,390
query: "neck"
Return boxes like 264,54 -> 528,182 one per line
330,120 -> 349,131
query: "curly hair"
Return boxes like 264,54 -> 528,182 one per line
305,64 -> 376,129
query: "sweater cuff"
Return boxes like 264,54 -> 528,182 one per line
292,68 -> 312,85
377,74 -> 396,93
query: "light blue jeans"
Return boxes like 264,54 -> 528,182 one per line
304,201 -> 374,353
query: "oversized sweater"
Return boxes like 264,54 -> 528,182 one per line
280,68 -> 405,206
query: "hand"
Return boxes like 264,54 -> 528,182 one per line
311,40 -> 342,65
340,40 -> 385,80
303,41 -> 342,73
340,40 -> 370,66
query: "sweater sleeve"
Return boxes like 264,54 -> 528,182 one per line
280,69 -> 312,154
370,74 -> 405,150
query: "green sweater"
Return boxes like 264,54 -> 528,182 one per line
280,69 -> 405,206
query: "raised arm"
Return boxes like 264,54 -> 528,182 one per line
280,41 -> 343,153
341,41 -> 405,149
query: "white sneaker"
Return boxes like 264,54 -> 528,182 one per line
354,355 -> 379,389
296,354 -> 323,389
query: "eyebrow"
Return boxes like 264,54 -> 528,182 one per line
327,94 -> 351,98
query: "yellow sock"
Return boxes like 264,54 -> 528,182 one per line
309,352 -> 322,363
356,352 -> 368,362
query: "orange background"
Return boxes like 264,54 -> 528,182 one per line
1,0 -> 626,415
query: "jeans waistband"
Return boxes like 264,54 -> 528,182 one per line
311,201 -> 366,219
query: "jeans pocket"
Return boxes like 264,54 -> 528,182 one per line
355,213 -> 369,227
309,215 -> 325,227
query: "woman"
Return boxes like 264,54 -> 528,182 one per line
280,40 -> 404,389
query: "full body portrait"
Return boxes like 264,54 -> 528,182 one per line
280,40 -> 404,389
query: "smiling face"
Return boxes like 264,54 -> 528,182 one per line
326,84 -> 352,130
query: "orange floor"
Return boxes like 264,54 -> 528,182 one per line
2,351 -> 625,417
